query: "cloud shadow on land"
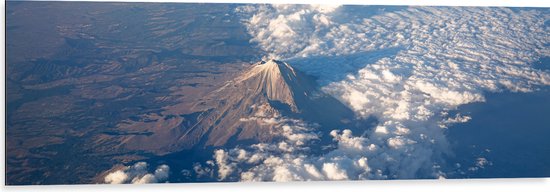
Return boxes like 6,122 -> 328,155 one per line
286,47 -> 403,86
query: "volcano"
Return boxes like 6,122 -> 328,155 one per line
112,59 -> 356,154
181,59 -> 356,148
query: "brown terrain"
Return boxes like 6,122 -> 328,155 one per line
102,59 -> 356,155
6,2 -> 258,184
6,2 -> 361,185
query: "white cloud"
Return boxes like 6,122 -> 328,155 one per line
468,157 -> 493,172
197,5 -> 550,182
214,149 -> 236,180
154,165 -> 170,181
104,170 -> 128,184
322,163 -> 348,180
131,174 -> 157,184
475,157 -> 491,168
201,117 -> 391,181
104,162 -> 170,184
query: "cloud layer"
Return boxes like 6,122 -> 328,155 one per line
104,162 -> 170,184
193,5 -> 550,181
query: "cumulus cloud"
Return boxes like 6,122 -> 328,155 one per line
194,5 -> 550,182
468,157 -> 493,172
104,170 -> 128,184
104,162 -> 170,184
198,117 -> 388,181
236,4 -> 342,60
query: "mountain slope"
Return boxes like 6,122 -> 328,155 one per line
182,59 -> 355,148
113,59 -> 356,154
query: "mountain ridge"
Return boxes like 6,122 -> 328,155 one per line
112,59 -> 358,154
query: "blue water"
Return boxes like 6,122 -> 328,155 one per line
446,85 -> 550,178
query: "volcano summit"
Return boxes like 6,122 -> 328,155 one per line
108,59 -> 357,155
185,59 -> 356,147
